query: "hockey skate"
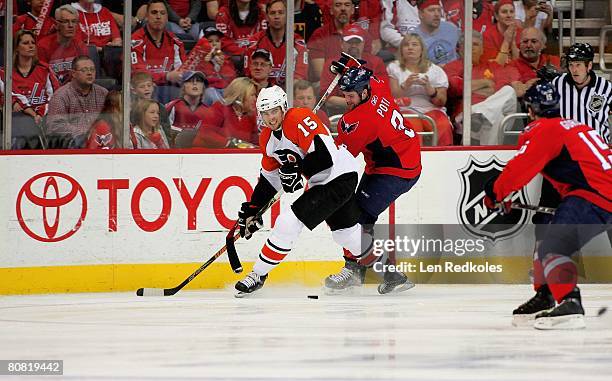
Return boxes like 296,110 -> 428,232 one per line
235,272 -> 268,298
534,288 -> 585,330
324,260 -> 366,295
512,285 -> 555,326
378,270 -> 415,295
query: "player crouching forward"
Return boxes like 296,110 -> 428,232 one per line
235,85 -> 365,296
484,81 -> 611,329
324,66 -> 422,295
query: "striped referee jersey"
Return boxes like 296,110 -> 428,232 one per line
552,72 -> 612,143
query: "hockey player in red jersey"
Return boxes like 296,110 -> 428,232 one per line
484,81 -> 612,330
234,85 -> 367,296
324,65 -> 422,294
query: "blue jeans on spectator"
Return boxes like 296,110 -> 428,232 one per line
167,22 -> 200,41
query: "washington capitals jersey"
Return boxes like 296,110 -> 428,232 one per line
259,108 -> 358,189
166,98 -> 210,132
0,63 -> 59,116
336,76 -> 421,179
494,117 -> 612,212
131,28 -> 186,85
552,72 -> 612,144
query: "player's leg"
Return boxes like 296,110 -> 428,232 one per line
512,179 -> 560,325
236,172 -> 360,295
533,197 -> 612,329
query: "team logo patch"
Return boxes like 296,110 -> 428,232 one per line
340,120 -> 359,134
371,95 -> 378,106
457,156 -> 530,242
131,39 -> 144,48
589,94 -> 605,112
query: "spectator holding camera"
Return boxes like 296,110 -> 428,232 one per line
387,33 -> 453,145
514,0 -> 553,33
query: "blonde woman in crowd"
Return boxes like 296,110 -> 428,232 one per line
387,33 -> 453,145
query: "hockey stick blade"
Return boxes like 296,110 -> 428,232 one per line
136,288 -> 167,297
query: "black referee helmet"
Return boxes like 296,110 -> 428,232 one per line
565,43 -> 595,63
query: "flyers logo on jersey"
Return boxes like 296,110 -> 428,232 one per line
340,120 -> 359,134
457,156 -> 530,242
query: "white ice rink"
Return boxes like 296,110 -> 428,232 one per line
1,284 -> 611,381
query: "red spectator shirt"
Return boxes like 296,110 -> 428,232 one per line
509,54 -> 561,82
166,98 -> 210,132
37,33 -> 89,84
167,0 -> 190,18
444,0 -> 495,34
494,117 -> 612,212
444,58 -> 519,107
131,27 -> 186,85
72,3 -> 120,48
482,24 -> 522,62
215,6 -> 267,55
85,119 -> 117,149
320,0 -> 382,41
192,102 -> 259,148
13,11 -> 56,37
1,63 -> 60,116
245,30 -> 308,86
307,22 -> 342,62
336,76 -> 421,179
319,53 -> 388,99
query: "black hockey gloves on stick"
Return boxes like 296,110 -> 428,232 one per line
314,51 -> 364,113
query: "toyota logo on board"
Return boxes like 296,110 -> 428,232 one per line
16,172 -> 87,242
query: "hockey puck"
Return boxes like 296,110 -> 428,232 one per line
598,307 -> 608,316
307,295 -> 319,299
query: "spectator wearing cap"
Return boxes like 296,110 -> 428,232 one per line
414,0 -> 459,66
71,0 -> 122,51
245,0 -> 308,88
192,77 -> 259,148
215,0 -> 267,56
248,48 -> 274,89
482,0 -> 522,65
37,4 -> 88,85
380,0 -> 420,50
308,0 -> 355,81
165,0 -> 202,41
293,79 -> 332,130
165,71 -> 211,145
509,26 -> 560,86
132,0 -> 186,89
444,0 -> 495,34
387,33 -> 453,146
319,23 -> 388,113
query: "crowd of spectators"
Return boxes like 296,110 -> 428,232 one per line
0,0 -> 565,149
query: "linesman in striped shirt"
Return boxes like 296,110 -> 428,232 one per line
552,43 -> 611,144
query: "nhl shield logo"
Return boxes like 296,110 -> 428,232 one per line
589,94 -> 605,112
457,156 -> 530,242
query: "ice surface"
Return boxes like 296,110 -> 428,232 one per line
1,285 -> 611,380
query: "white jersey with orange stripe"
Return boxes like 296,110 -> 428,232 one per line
258,108 -> 359,190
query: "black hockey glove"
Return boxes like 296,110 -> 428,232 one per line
238,202 -> 263,240
483,175 -> 511,215
279,163 -> 304,193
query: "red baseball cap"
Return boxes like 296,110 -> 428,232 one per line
494,0 -> 515,14
342,23 -> 366,42
417,0 -> 440,10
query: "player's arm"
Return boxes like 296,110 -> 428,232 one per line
493,124 -> 564,200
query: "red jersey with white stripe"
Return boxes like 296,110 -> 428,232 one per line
494,117 -> 612,212
166,98 -> 210,132
131,27 -> 186,85
245,30 -> 308,86
259,108 -> 358,188
336,76 -> 421,179
37,33 -> 89,84
215,6 -> 267,55
12,11 -> 55,37
1,63 -> 60,116
72,3 -> 121,48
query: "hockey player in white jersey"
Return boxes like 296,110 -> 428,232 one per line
234,85 -> 369,296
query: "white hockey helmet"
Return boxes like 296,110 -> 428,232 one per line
256,85 -> 288,115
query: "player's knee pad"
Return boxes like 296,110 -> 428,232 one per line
267,208 -> 304,250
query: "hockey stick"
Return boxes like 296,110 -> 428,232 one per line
313,52 -> 362,113
511,202 -> 556,215
136,192 -> 282,296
